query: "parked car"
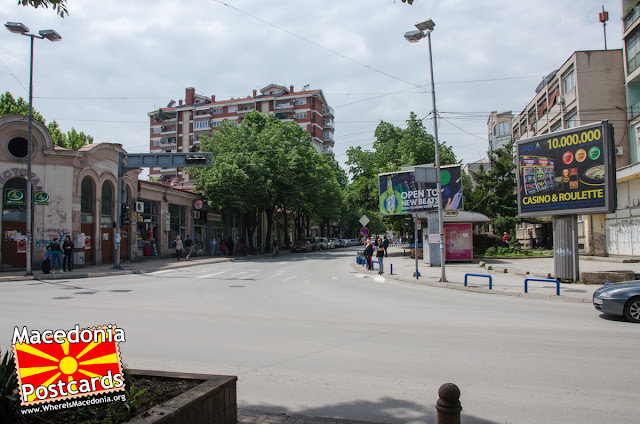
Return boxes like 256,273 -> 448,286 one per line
317,237 -> 329,250
349,239 -> 359,246
291,240 -> 312,253
330,238 -> 340,248
306,237 -> 320,251
593,281 -> 640,323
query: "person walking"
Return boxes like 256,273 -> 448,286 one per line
502,232 -> 509,247
220,238 -> 226,256
272,237 -> 279,257
383,235 -> 389,257
174,235 -> 183,261
376,238 -> 385,274
211,236 -> 217,255
363,238 -> 374,271
227,237 -> 234,257
62,234 -> 74,272
184,234 -> 194,261
46,237 -> 63,274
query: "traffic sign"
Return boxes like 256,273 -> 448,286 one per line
359,215 -> 370,226
360,227 -> 370,237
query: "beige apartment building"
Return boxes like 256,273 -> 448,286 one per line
512,49 -> 628,255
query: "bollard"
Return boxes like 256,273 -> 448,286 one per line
436,383 -> 462,424
390,264 -> 393,275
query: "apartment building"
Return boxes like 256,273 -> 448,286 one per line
147,84 -> 335,185
487,111 -> 514,154
512,49 -> 628,255
610,1 -> 640,255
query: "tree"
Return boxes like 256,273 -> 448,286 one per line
1,91 -> 92,150
471,140 -> 519,234
18,0 -> 68,17
345,112 -> 458,233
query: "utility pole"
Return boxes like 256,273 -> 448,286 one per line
599,6 -> 608,50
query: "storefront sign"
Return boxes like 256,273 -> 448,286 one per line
5,189 -> 25,205
378,165 -> 463,215
0,168 -> 42,190
33,191 -> 49,205
206,212 -> 221,222
516,121 -> 616,217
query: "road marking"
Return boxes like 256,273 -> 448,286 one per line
283,275 -> 297,282
374,275 -> 386,283
149,269 -> 175,275
264,272 -> 284,280
197,271 -> 227,279
229,272 -> 248,277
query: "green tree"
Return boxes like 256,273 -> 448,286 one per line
471,140 -> 519,234
1,91 -> 93,149
18,0 -> 68,17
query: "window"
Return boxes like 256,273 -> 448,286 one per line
295,99 -> 306,105
152,140 -> 160,146
565,109 -> 578,129
492,125 -> 497,136
101,182 -> 113,219
194,120 -> 209,130
550,120 -> 562,132
228,106 -> 237,113
498,121 -> 509,136
295,113 -> 307,119
212,108 -> 223,115
81,177 -> 94,223
627,28 -> 640,74
7,137 -> 28,158
211,121 -> 224,128
562,68 -> 575,94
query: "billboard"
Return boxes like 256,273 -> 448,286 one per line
379,164 -> 462,215
516,121 -> 616,217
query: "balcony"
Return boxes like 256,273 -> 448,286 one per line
624,3 -> 640,32
323,120 -> 335,130
237,106 -> 256,116
322,146 -> 334,155
159,138 -> 177,147
160,125 -> 176,135
323,132 -> 335,145
153,111 -> 177,122
322,105 -> 334,117
275,101 -> 294,111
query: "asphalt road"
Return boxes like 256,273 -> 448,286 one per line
1,248 -> 638,424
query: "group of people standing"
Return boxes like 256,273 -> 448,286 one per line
363,236 -> 389,275
174,234 -> 194,261
45,235 -> 74,274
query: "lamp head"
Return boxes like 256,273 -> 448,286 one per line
415,18 -> 435,32
404,30 -> 424,43
39,29 -> 62,42
5,22 -> 29,34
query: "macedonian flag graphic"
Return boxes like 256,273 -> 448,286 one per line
12,325 -> 125,405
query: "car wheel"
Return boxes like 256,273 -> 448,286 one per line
623,297 -> 640,323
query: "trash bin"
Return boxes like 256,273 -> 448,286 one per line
144,246 -> 151,256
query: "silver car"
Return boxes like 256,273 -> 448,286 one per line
593,281 -> 640,323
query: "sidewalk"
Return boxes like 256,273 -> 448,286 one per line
0,253 -> 237,282
352,246 -> 640,303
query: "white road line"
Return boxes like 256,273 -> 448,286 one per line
283,275 -> 297,282
149,269 -> 176,275
264,272 -> 284,280
196,271 -> 227,279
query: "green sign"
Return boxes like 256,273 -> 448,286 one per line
33,191 -> 49,205
5,189 -> 25,205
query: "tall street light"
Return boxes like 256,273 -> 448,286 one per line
405,18 -> 446,282
5,22 -> 61,275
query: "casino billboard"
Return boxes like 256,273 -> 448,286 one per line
379,164 -> 463,215
516,121 -> 616,217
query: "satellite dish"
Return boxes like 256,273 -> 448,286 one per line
535,69 -> 559,94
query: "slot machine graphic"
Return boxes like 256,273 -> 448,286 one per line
520,156 -> 556,195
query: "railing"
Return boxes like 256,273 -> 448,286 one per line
629,98 -> 640,119
624,4 -> 640,32
464,273 -> 493,290
322,105 -> 334,116
323,133 -> 335,143
323,120 -> 335,129
524,278 -> 561,296
275,102 -> 293,108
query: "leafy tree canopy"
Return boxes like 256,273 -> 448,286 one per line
1,91 -> 92,150
18,0 -> 68,17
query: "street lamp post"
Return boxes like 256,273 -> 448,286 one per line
405,18 -> 446,282
5,22 -> 61,275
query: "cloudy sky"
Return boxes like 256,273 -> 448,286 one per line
1,0 -> 623,177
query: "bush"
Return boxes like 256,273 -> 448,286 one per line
485,246 -> 497,256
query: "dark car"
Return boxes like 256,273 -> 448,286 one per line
291,240 -> 311,253
593,281 -> 640,323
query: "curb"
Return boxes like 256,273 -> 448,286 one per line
349,262 -> 592,303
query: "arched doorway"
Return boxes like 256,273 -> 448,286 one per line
101,181 -> 114,264
1,177 -> 27,269
80,177 -> 95,265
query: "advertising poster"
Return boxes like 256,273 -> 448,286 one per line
444,223 -> 472,261
379,165 -> 463,215
517,121 -> 616,217
16,237 -> 27,254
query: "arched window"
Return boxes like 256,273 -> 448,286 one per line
81,177 -> 94,223
101,181 -> 113,218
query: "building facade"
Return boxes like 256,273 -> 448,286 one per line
512,49 -> 629,254
487,111 -> 514,154
148,84 -> 335,186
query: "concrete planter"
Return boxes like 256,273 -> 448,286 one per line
126,370 -> 237,424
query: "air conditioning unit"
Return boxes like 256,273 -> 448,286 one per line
557,96 -> 565,105
615,146 -> 624,156
191,210 -> 201,219
135,201 -> 144,213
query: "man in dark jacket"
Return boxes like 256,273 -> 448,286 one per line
184,234 -> 194,261
62,235 -> 74,271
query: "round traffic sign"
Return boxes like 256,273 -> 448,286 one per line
360,227 -> 369,237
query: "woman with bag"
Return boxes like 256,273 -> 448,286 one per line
174,235 -> 183,261
363,238 -> 374,271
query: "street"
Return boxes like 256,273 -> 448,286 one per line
1,248 -> 638,424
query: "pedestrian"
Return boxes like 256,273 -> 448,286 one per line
62,234 -> 74,272
184,234 -> 194,261
502,232 -> 509,247
220,239 -> 226,256
376,238 -> 385,274
383,235 -> 389,257
174,235 -> 183,261
529,234 -> 537,249
227,237 -> 234,257
211,237 -> 217,255
46,237 -> 63,274
363,238 -> 374,271
272,237 -> 279,257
